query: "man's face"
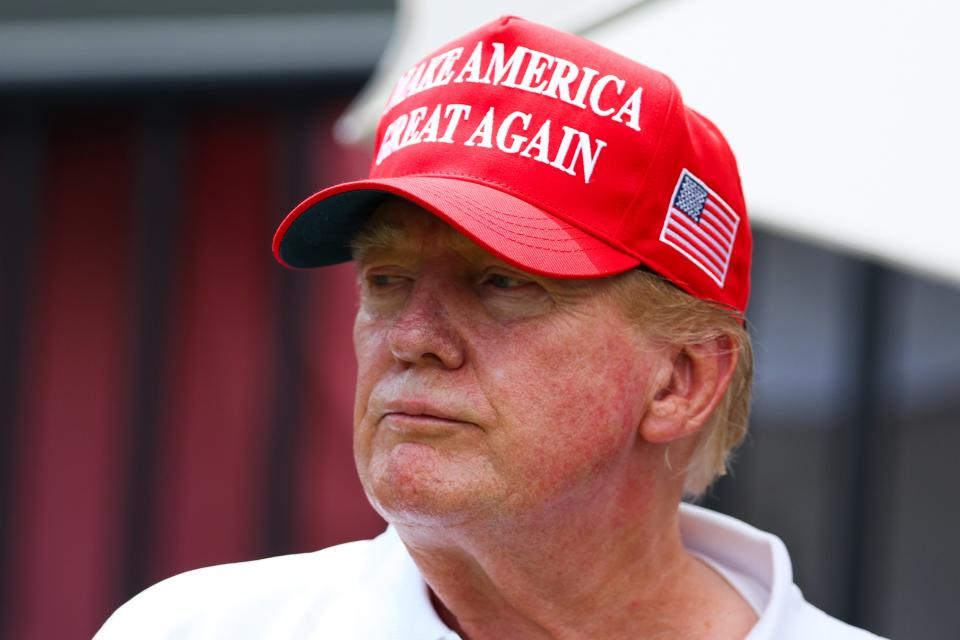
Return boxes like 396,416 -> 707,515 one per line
352,199 -> 668,531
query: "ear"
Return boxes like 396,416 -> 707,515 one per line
639,335 -> 738,444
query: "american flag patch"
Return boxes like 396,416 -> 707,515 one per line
659,170 -> 740,287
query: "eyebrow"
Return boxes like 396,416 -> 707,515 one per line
351,213 -> 481,264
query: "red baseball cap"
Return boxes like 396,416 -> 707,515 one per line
273,15 -> 751,313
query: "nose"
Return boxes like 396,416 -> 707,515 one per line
387,277 -> 466,370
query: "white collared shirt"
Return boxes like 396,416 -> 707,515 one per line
95,504 -> 884,639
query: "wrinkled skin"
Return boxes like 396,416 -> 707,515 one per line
352,201 -> 667,532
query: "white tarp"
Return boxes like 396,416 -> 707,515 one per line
337,0 -> 960,286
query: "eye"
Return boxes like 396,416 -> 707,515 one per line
362,271 -> 410,292
482,272 -> 531,290
476,268 -> 553,320
370,274 -> 399,287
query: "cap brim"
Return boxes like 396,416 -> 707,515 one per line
273,176 -> 640,278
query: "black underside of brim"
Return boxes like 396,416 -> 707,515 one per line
280,189 -> 390,268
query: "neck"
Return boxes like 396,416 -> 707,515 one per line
393,459 -> 755,640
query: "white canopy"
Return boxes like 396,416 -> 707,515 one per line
336,0 -> 960,286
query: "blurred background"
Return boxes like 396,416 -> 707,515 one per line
0,1 -> 958,639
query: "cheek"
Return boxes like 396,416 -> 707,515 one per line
352,315 -> 389,437
487,319 -> 654,474
353,312 -> 387,380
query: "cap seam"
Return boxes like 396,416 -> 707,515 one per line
385,171 -> 650,262
413,183 -> 611,254
614,80 -> 679,240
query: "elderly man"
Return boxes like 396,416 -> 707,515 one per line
97,16 -> 884,640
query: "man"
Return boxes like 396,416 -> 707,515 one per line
97,16 -> 884,639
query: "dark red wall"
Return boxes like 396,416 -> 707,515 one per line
0,96 -> 384,640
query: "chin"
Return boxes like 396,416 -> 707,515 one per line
361,442 -> 494,528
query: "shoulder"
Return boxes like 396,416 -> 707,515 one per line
95,531 -> 400,639
678,505 -> 887,640
762,586 -> 888,639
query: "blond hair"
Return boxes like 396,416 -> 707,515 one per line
609,269 -> 753,498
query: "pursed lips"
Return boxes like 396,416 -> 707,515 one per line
378,399 -> 478,433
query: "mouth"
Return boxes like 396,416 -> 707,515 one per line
379,400 -> 477,436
